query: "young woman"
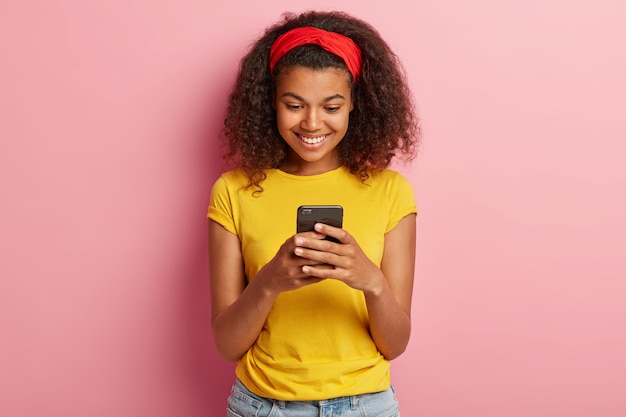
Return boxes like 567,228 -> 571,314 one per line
208,10 -> 420,416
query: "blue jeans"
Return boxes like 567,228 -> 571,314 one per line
226,378 -> 401,417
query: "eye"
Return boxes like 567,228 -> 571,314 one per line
325,106 -> 340,113
286,104 -> 303,111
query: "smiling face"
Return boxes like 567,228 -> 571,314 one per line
274,66 -> 353,175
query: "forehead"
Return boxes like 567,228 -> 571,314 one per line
275,67 -> 352,99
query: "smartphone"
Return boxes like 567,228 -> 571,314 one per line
296,205 -> 343,243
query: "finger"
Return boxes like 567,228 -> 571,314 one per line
294,231 -> 326,241
314,223 -> 349,243
294,235 -> 339,252
302,264 -> 335,278
295,246 -> 341,266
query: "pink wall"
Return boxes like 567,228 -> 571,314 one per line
1,1 -> 624,416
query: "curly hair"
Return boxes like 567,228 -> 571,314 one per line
222,10 -> 420,190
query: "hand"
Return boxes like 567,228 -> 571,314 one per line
293,223 -> 385,295
256,230 -> 328,295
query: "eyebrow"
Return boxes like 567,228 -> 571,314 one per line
281,92 -> 346,102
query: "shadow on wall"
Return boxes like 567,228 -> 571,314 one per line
178,66 -> 238,413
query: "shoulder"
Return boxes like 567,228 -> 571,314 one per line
367,169 -> 413,189
214,169 -> 248,186
209,170 -> 248,205
368,169 -> 417,215
210,169 -> 249,193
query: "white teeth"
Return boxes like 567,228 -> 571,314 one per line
298,134 -> 328,144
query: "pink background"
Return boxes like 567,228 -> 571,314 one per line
1,0 -> 625,416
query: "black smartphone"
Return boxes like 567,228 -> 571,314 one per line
296,205 -> 343,243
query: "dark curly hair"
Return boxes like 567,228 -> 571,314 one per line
222,10 -> 420,190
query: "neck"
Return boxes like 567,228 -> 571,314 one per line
279,160 -> 342,176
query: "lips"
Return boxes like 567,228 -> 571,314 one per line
297,133 -> 329,144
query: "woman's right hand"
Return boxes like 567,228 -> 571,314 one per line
255,231 -> 329,295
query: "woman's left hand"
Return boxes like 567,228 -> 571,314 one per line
296,215 -> 416,360
293,222 -> 385,295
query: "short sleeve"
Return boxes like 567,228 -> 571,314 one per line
207,175 -> 237,235
385,172 -> 417,233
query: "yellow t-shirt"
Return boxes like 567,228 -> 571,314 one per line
208,166 -> 417,401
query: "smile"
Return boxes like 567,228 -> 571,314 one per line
297,134 -> 329,144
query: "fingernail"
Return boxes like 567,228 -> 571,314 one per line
294,248 -> 303,255
295,237 -> 304,245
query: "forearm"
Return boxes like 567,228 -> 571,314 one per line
364,274 -> 412,360
212,275 -> 277,362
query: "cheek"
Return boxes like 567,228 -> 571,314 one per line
333,114 -> 351,131
275,110 -> 294,128
275,113 -> 296,139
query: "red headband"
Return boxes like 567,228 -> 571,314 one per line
269,26 -> 362,83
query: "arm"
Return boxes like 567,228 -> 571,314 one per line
209,219 -> 325,361
209,219 -> 273,361
295,214 -> 416,360
366,214 -> 416,359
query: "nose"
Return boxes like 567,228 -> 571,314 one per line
301,107 -> 322,131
